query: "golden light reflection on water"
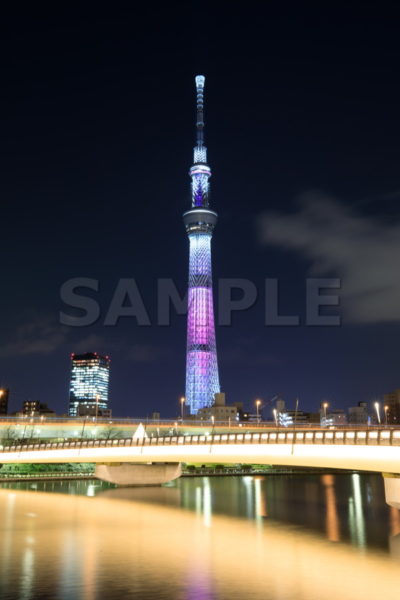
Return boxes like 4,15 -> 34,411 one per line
0,477 -> 399,600
322,474 -> 340,542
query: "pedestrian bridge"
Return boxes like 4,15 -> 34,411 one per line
1,428 -> 400,506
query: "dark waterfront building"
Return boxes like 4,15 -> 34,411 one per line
383,389 -> 400,424
68,353 -> 110,417
22,400 -> 55,417
348,402 -> 369,424
0,388 -> 9,415
278,410 -> 320,426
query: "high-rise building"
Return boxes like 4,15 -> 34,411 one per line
68,353 -> 110,417
0,388 -> 9,415
183,76 -> 220,414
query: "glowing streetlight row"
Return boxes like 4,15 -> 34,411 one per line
177,395 -> 392,427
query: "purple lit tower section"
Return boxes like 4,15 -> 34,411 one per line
183,75 -> 220,414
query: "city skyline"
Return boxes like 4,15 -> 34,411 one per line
1,5 -> 400,417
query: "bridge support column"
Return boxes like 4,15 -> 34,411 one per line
383,474 -> 400,509
95,463 -> 182,486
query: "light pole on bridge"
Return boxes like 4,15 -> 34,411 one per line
323,402 -> 329,426
384,405 -> 389,427
374,401 -> 381,425
255,399 -> 262,423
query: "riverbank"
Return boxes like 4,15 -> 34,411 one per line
0,472 -> 93,482
0,465 -> 359,482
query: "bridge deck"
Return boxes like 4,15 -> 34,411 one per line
1,429 -> 400,474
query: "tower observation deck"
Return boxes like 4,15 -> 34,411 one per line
183,75 -> 220,414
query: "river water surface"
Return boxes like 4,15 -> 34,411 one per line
0,473 -> 399,600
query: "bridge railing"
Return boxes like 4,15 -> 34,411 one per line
1,416 -> 397,430
1,428 -> 400,454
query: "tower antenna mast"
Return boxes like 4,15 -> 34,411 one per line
195,75 -> 205,147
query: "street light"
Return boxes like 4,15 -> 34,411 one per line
384,405 -> 389,427
180,396 -> 185,421
81,415 -> 89,439
255,399 -> 261,423
95,394 -> 100,422
374,401 -> 381,425
323,402 -> 329,425
294,397 -> 299,426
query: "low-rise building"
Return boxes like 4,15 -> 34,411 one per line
77,404 -> 112,419
348,402 -> 369,424
197,393 -> 239,422
383,389 -> 400,425
321,409 -> 347,427
0,388 -> 9,415
22,400 -> 56,417
278,410 -> 320,427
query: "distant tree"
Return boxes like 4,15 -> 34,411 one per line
98,426 -> 123,440
0,426 -> 18,446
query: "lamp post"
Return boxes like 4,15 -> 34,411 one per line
95,394 -> 100,422
22,417 -> 28,443
291,398 -> 299,455
255,399 -> 261,423
294,398 -> 299,426
323,402 -> 329,426
384,405 -> 389,427
81,415 -> 89,439
374,401 -> 381,425
180,396 -> 185,421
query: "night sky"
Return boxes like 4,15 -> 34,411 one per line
1,3 -> 400,418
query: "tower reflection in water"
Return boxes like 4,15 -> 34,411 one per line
0,474 -> 399,600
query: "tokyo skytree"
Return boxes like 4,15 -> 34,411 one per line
183,75 -> 220,414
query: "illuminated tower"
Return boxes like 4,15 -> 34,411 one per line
183,75 -> 220,414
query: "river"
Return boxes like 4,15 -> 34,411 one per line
0,473 -> 399,599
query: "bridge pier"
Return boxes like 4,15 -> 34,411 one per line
95,462 -> 182,486
383,474 -> 400,509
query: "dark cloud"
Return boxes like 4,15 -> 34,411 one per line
0,316 -> 111,358
0,316 -> 69,357
129,344 -> 163,363
258,192 -> 400,323
72,334 -> 109,355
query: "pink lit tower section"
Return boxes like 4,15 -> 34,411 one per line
183,75 -> 220,414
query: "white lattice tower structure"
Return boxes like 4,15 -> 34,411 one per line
183,75 -> 221,414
